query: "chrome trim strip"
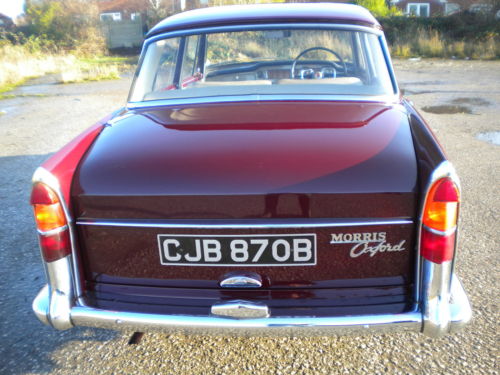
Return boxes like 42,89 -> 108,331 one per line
379,34 -> 399,96
37,225 -> 69,237
211,300 -> 269,319
127,94 -> 397,111
76,218 -> 413,229
422,224 -> 457,237
106,112 -> 135,126
146,23 -> 384,43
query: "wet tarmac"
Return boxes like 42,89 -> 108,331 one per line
421,104 -> 473,114
476,131 -> 500,146
451,97 -> 490,106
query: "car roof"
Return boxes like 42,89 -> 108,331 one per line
147,3 -> 380,38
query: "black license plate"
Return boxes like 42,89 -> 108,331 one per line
158,234 -> 316,266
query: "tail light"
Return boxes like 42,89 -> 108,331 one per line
31,182 -> 71,262
420,177 -> 459,264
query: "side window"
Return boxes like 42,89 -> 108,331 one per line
152,38 -> 180,91
353,32 -> 368,77
180,35 -> 200,85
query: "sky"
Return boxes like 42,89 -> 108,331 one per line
0,0 -> 25,19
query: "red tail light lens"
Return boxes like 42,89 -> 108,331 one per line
421,177 -> 459,264
38,230 -> 71,262
421,230 -> 456,264
31,183 -> 71,262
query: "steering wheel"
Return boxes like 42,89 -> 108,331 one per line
290,47 -> 347,79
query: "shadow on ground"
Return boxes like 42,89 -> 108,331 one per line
0,154 -> 119,375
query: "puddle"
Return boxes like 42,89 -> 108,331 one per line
14,83 -> 53,96
402,80 -> 446,86
451,97 -> 490,106
476,132 -> 500,146
5,74 -> 58,99
421,105 -> 473,114
402,89 -> 435,95
1,104 -> 18,113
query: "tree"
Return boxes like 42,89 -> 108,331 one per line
147,0 -> 169,22
24,0 -> 105,53
354,0 -> 401,17
146,0 -> 186,26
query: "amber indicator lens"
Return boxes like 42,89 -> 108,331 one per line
423,178 -> 459,232
33,203 -> 67,232
31,183 -> 67,232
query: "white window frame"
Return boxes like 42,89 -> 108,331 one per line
131,12 -> 141,21
100,12 -> 122,22
469,3 -> 493,13
444,3 -> 461,15
407,3 -> 430,17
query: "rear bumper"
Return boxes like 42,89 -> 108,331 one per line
32,162 -> 471,337
33,269 -> 471,337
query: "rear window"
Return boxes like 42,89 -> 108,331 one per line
130,28 -> 394,102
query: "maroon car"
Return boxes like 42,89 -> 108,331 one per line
31,3 -> 471,337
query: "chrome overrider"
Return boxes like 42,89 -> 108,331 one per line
31,162 -> 471,337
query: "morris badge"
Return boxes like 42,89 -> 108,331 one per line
330,232 -> 406,258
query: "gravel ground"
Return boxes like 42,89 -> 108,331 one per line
0,59 -> 498,375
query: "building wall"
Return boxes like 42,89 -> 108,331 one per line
0,13 -> 15,30
392,0 -> 498,16
393,0 -> 447,16
101,18 -> 144,48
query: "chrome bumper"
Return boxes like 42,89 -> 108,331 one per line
33,257 -> 471,337
32,162 -> 471,337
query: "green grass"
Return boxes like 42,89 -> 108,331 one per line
58,59 -> 122,83
0,76 -> 36,99
0,41 -> 136,93
0,93 -> 48,100
0,80 -> 27,95
0,93 -> 17,100
78,55 -> 138,65
389,29 -> 499,59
